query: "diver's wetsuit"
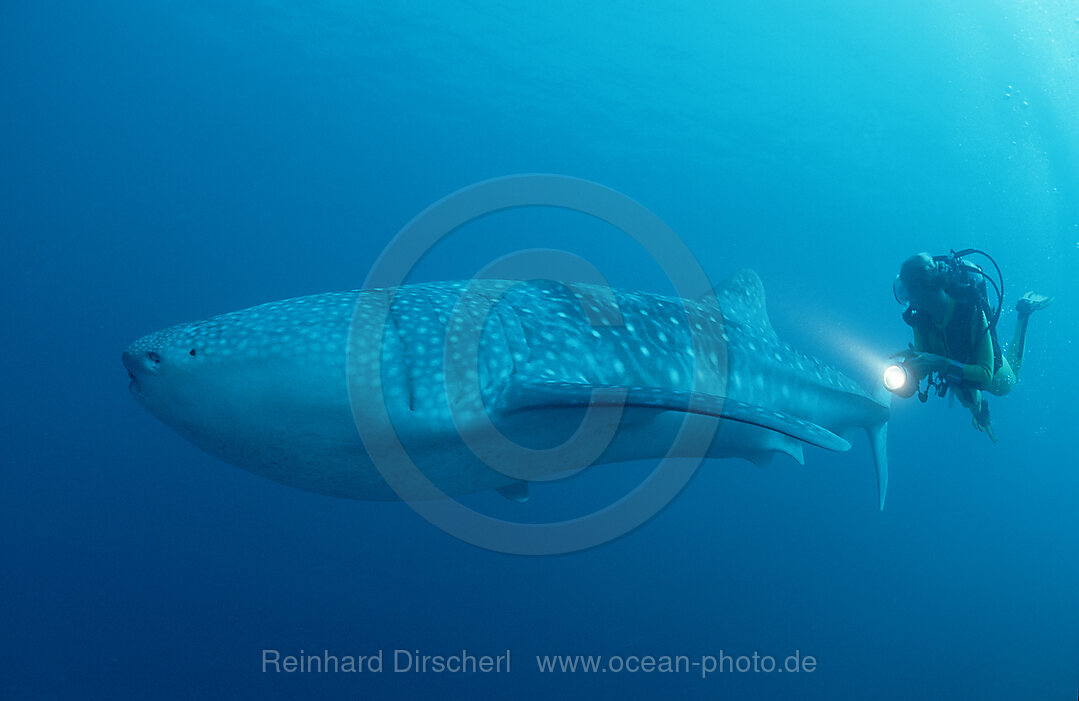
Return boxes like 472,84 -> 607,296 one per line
908,294 -> 1029,411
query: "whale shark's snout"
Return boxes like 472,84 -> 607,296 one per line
122,343 -> 159,402
122,324 -> 192,405
122,347 -> 160,374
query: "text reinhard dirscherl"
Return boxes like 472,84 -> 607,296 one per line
262,649 -> 511,674
261,649 -> 818,678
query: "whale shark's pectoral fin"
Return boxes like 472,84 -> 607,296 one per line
496,481 -> 531,503
498,380 -> 851,453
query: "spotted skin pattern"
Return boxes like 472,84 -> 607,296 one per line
123,270 -> 891,506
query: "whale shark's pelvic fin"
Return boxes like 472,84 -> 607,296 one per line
499,380 -> 851,453
747,453 -> 774,467
496,481 -> 531,503
867,422 -> 888,510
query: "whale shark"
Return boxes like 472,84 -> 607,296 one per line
122,270 -> 891,509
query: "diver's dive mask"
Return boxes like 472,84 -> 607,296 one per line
892,275 -> 910,305
893,258 -> 946,306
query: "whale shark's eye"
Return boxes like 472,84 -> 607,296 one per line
189,349 -> 197,357
147,351 -> 161,364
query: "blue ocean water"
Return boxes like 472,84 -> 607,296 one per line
3,1 -> 1077,698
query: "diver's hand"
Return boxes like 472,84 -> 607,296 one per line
905,352 -> 950,380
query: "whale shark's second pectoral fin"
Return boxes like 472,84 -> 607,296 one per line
498,379 -> 851,453
496,481 -> 531,503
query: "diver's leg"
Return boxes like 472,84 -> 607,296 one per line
987,355 -> 1016,396
956,386 -> 982,421
963,388 -> 998,442
1005,312 -> 1031,377
1009,291 -> 1054,376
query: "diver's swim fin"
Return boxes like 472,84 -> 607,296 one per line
972,400 -> 999,443
1016,291 -> 1053,317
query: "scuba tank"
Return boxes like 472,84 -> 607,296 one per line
931,249 -> 1005,372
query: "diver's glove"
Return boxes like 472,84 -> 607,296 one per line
972,399 -> 998,443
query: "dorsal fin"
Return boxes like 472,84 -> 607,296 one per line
713,269 -> 777,343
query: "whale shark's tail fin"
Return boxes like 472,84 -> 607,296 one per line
867,421 -> 889,510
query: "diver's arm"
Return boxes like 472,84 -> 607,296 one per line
910,328 -> 992,386
961,322 -> 994,389
905,326 -> 949,380
906,312 -> 993,386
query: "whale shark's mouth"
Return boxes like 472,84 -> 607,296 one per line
122,349 -> 148,401
127,370 -> 143,400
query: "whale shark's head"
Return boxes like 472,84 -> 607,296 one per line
122,295 -> 357,467
122,322 -> 213,425
123,316 -> 298,471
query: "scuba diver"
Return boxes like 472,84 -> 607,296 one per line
887,249 -> 1052,441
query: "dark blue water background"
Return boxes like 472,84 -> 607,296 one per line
2,1 -> 1077,698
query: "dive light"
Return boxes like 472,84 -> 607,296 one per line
883,363 -> 916,398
